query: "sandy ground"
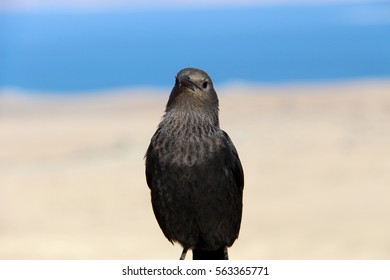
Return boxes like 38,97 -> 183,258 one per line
0,81 -> 390,259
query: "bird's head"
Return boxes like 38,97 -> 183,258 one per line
166,68 -> 219,113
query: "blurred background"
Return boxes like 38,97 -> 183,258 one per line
1,0 -> 390,91
0,0 -> 390,259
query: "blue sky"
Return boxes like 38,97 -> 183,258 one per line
1,0 -> 389,91
0,0 -> 375,11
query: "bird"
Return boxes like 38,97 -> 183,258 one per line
145,67 -> 244,260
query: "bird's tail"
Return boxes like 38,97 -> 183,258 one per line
192,247 -> 228,260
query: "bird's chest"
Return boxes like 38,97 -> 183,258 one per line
152,126 -> 223,167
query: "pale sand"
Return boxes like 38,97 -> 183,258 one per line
1,81 -> 390,259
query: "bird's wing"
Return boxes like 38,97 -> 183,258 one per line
145,144 -> 154,189
145,129 -> 161,190
222,130 -> 244,192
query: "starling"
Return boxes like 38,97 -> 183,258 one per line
145,68 -> 244,260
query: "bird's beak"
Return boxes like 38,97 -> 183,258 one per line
178,74 -> 202,91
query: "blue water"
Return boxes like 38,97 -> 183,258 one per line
0,2 -> 390,93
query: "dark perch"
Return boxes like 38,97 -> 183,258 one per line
145,68 -> 244,260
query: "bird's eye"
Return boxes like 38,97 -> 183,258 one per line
175,77 -> 178,85
202,81 -> 208,89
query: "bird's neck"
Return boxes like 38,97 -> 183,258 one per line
162,106 -> 220,135
165,92 -> 219,127
157,108 -> 222,166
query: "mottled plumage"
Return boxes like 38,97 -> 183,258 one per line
145,68 -> 244,260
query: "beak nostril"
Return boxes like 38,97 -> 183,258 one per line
177,73 -> 202,91
180,74 -> 190,82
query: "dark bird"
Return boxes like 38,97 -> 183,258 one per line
145,68 -> 244,260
